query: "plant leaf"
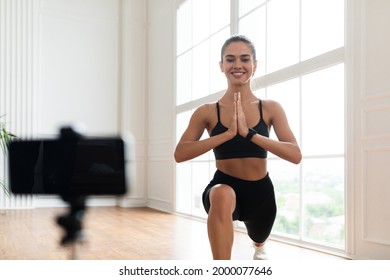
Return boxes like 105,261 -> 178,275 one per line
0,180 -> 10,197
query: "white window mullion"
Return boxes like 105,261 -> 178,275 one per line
230,0 -> 238,35
299,0 -> 302,62
299,76 -> 304,242
251,47 -> 344,91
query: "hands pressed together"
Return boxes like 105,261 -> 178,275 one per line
227,92 -> 250,139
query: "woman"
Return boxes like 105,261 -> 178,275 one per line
174,35 -> 301,260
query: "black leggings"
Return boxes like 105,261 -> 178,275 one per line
202,170 -> 277,243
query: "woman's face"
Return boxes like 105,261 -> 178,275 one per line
220,41 -> 257,86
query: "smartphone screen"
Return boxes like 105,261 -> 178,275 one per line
9,138 -> 127,196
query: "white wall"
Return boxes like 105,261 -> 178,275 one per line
118,0 -> 148,207
0,0 -> 37,208
146,0 -> 176,212
37,0 -> 149,207
0,0 -> 149,208
347,0 -> 390,259
38,0 -> 120,136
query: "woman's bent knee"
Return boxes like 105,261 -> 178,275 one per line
209,185 -> 236,214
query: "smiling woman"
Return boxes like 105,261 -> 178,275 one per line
174,35 -> 301,260
175,0 -> 346,255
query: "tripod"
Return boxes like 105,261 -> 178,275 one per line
8,126 -> 129,260
56,195 -> 87,260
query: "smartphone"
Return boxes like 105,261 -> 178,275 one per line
8,138 -> 127,196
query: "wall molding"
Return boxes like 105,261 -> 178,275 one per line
362,147 -> 390,247
0,0 -> 38,209
362,105 -> 390,141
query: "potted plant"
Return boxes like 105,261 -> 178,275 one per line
0,115 -> 17,196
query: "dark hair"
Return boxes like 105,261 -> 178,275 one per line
220,35 -> 257,62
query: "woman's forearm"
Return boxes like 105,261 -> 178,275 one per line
174,132 -> 232,163
251,134 -> 302,164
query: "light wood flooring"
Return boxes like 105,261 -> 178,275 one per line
0,207 -> 344,260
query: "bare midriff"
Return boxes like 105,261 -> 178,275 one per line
215,157 -> 267,181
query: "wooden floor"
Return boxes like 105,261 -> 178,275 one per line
0,207 -> 344,260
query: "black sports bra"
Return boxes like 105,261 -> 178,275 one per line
210,100 -> 269,159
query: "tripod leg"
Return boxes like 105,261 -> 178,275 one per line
56,196 -> 87,259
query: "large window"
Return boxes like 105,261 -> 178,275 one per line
175,0 -> 345,250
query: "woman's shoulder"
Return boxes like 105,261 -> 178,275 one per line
189,103 -> 217,126
194,103 -> 217,115
186,103 -> 217,131
261,99 -> 286,124
262,99 -> 283,111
